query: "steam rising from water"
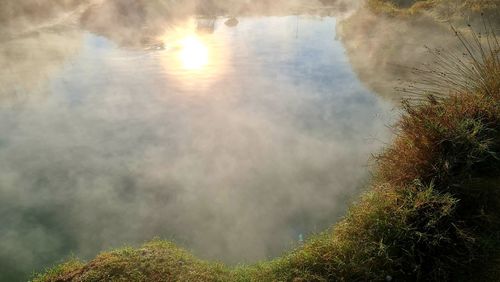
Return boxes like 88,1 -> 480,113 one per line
337,3 -> 500,101
0,1 -> 405,281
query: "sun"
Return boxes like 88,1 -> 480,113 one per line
178,35 -> 209,70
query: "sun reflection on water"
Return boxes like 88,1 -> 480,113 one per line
178,35 -> 209,70
158,19 -> 230,92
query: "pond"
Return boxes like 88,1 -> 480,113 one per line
0,2 -> 400,280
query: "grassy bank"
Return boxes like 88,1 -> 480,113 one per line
368,0 -> 499,19
34,14 -> 500,282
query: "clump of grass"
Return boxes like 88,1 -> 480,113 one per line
235,182 -> 474,281
32,259 -> 85,282
402,23 -> 500,99
33,240 -> 230,282
34,19 -> 500,282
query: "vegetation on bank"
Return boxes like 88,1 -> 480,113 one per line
368,0 -> 499,19
33,12 -> 500,282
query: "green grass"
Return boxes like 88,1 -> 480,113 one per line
33,14 -> 500,282
32,241 -> 230,282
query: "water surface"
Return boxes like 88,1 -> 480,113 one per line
0,10 -> 394,281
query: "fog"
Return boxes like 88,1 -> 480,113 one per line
78,0 -> 362,47
4,0 -> 496,281
337,3 -> 500,101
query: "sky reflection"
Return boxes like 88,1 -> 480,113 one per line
0,14 -> 393,281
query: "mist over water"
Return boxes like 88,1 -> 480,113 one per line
337,3 -> 500,101
0,1 -> 425,281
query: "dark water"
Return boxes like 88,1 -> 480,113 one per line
0,2 -> 401,280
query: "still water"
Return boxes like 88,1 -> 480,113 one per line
0,10 -> 394,281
